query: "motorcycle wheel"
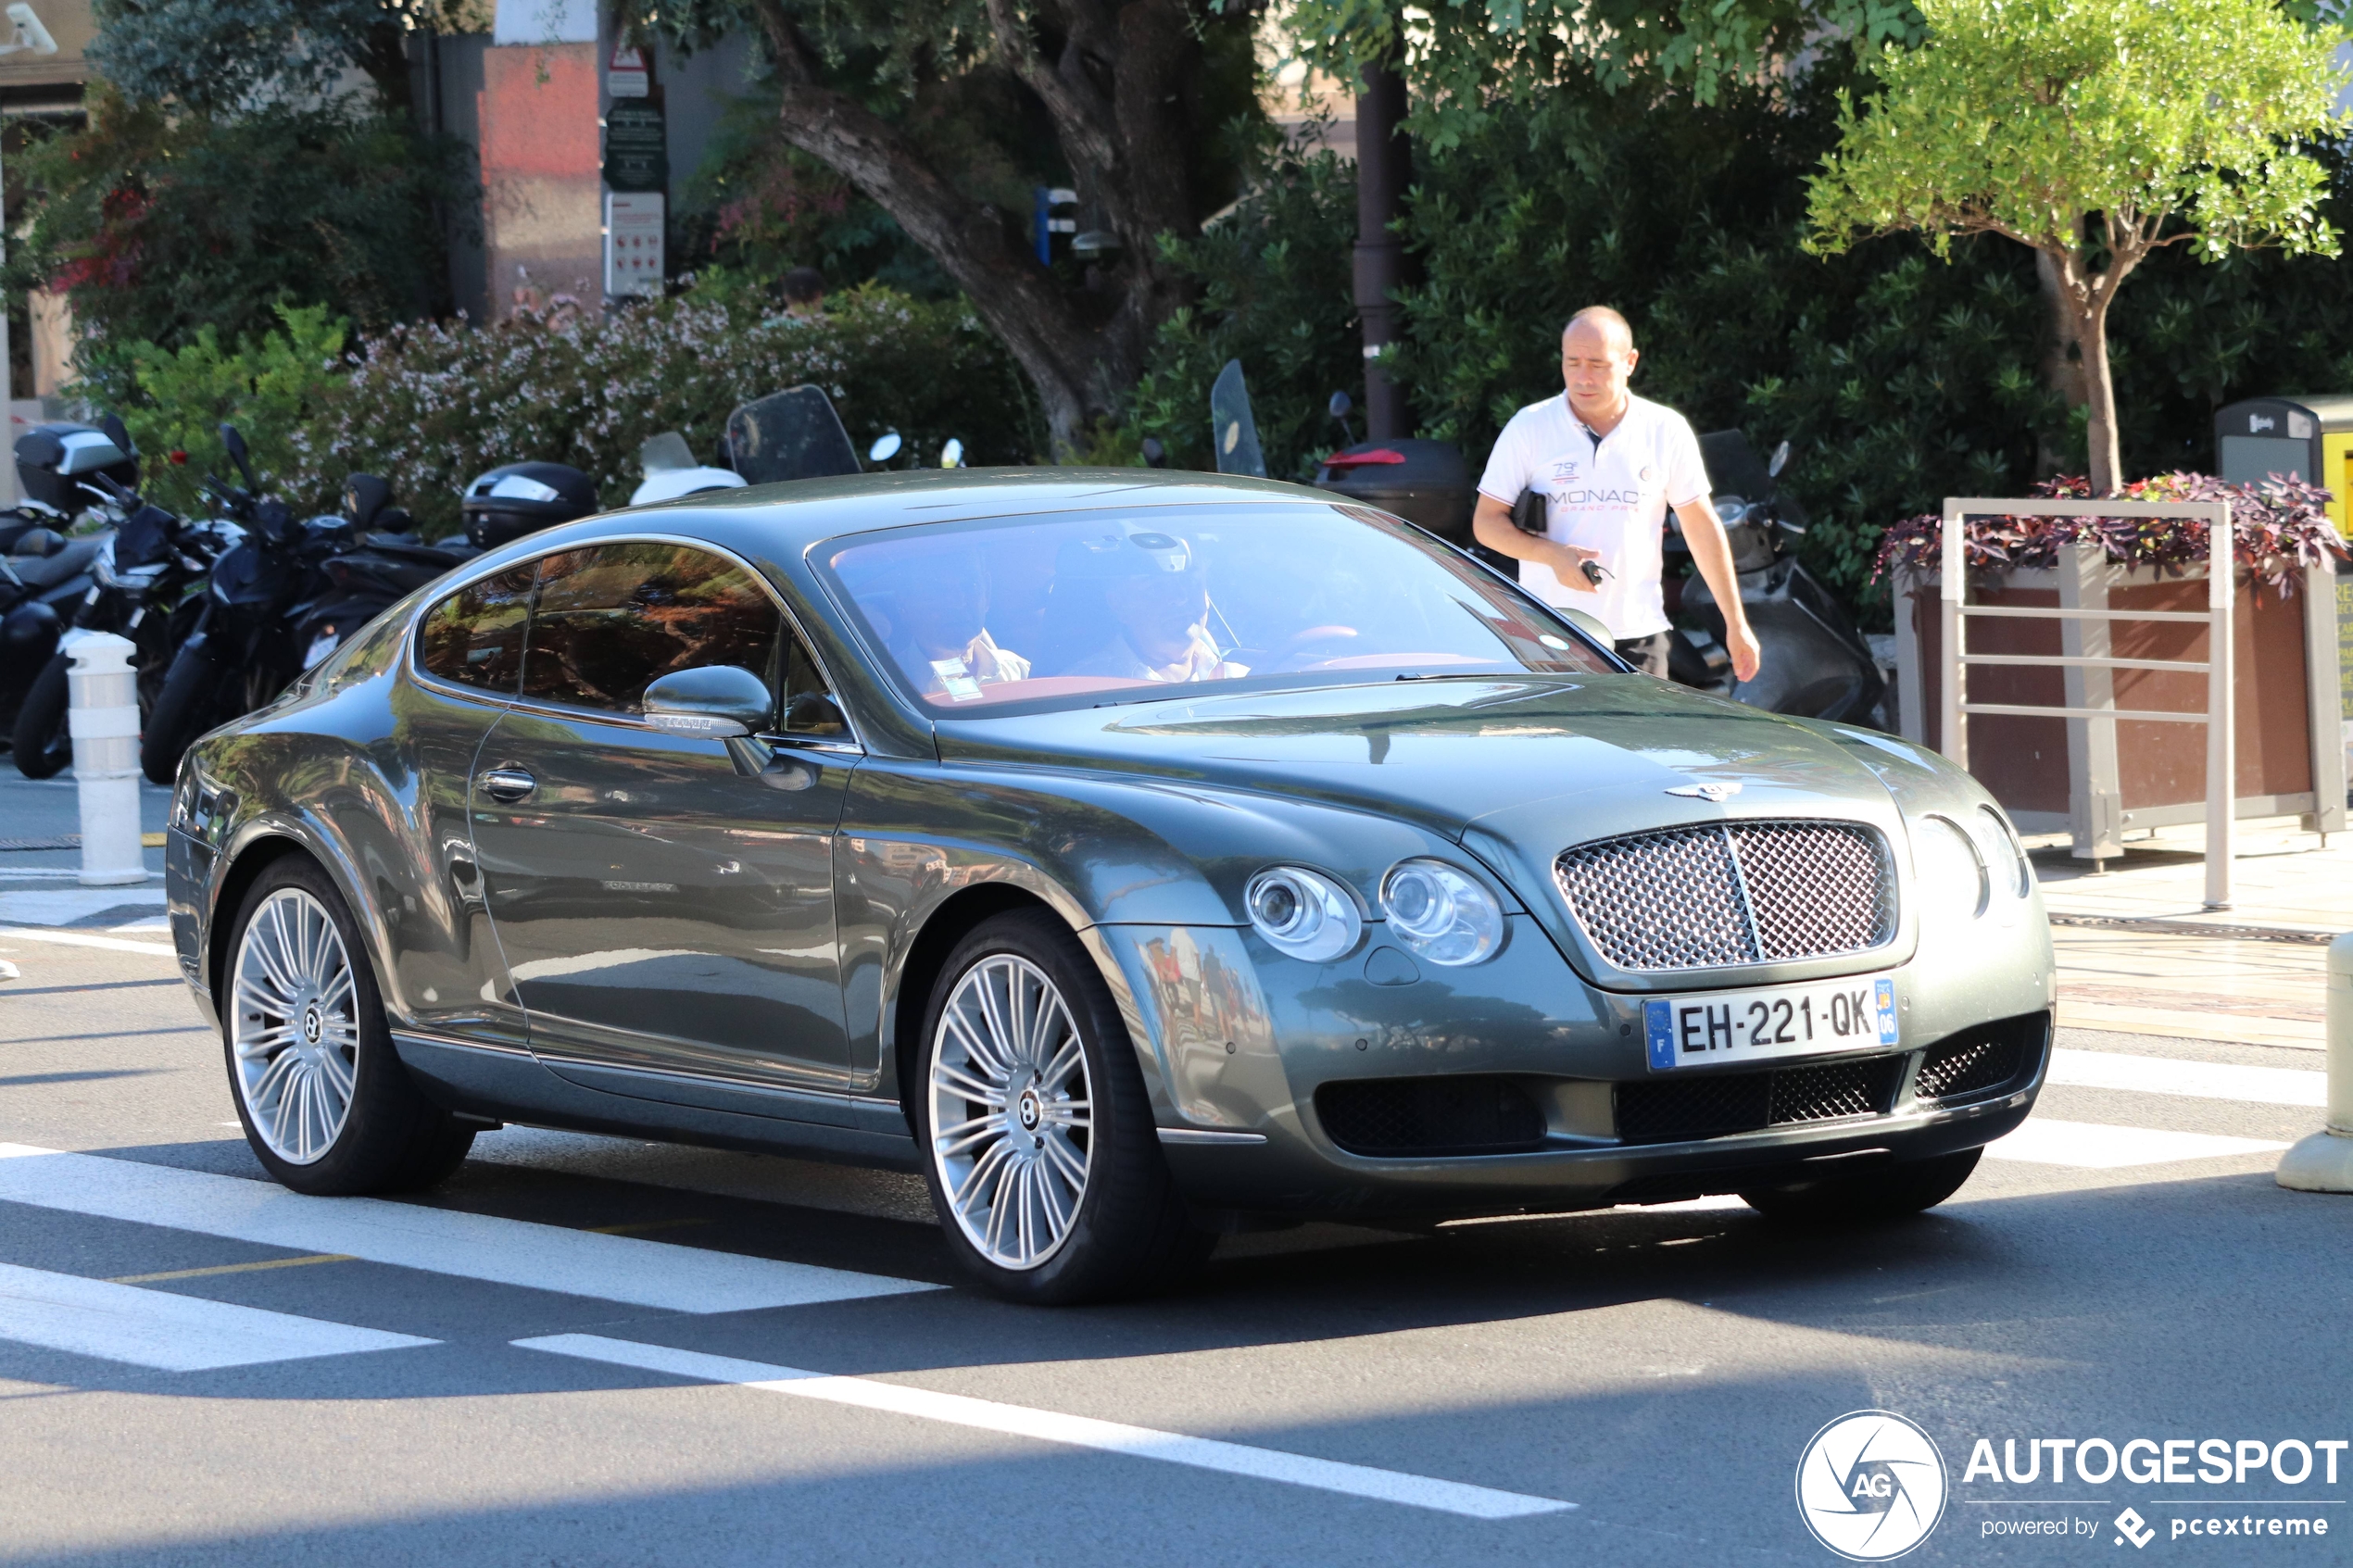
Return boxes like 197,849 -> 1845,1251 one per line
9,651 -> 72,779
142,644 -> 228,786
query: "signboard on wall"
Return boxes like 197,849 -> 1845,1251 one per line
603,100 -> 667,192
607,44 -> 648,98
605,191 -> 664,298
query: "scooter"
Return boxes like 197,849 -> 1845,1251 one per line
138,425 -> 339,784
285,474 -> 476,673
1668,431 -> 1887,725
10,477 -> 238,778
0,417 -> 142,742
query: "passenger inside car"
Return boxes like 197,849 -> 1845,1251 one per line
862,556 -> 1032,701
1057,531 -> 1249,684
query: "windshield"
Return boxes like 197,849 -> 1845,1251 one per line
820,503 -> 1617,714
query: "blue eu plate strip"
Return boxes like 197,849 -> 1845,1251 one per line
1643,999 -> 1676,1071
1873,977 -> 1900,1046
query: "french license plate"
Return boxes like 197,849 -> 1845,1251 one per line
1643,975 -> 1899,1071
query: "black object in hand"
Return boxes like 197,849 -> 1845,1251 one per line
1580,559 -> 1610,586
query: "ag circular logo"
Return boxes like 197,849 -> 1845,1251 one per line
1795,1411 -> 1947,1561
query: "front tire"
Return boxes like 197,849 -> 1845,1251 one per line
222,857 -> 473,1195
142,643 -> 228,785
915,909 -> 1206,1303
1739,1147 -> 1982,1225
9,651 -> 71,778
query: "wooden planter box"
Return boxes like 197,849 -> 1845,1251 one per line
1893,548 -> 2346,856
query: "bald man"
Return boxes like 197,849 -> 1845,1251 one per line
1471,307 -> 1761,683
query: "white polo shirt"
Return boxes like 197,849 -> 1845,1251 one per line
1476,391 -> 1709,639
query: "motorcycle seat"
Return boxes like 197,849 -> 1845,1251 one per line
7,534 -> 104,592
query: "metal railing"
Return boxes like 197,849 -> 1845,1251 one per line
1939,497 -> 2235,909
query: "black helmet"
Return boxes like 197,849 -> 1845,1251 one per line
15,422 -> 137,513
459,462 -> 598,550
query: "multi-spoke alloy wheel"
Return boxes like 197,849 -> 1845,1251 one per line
927,953 -> 1094,1272
232,886 -> 361,1164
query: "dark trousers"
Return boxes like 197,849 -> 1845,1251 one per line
1614,631 -> 1673,678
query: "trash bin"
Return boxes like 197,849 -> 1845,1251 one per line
1313,439 -> 1510,571
2216,395 -> 2353,533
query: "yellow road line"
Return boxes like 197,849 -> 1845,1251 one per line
109,1253 -> 355,1285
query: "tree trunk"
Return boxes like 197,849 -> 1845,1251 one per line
749,0 -> 1215,458
2080,290 -> 2121,496
2031,249 -> 2088,476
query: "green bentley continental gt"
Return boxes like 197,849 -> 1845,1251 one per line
165,470 -> 2053,1302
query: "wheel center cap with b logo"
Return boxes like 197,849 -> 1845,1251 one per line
1017,1089 -> 1041,1132
301,1005 -> 323,1046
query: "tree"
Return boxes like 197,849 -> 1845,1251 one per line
638,0 -> 1260,454
1805,0 -> 2341,494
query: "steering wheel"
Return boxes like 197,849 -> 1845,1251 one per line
1258,624 -> 1362,672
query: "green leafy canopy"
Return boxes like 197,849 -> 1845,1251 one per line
1806,0 -> 2346,264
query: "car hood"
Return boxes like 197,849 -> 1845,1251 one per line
934,674 -> 1899,847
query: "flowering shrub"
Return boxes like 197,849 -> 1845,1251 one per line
283,282 -> 1037,536
1871,472 -> 2348,593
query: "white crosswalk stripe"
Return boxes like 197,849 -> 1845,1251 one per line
2045,1047 -> 2325,1108
0,1261 -> 434,1371
0,1144 -> 937,1313
1983,1117 -> 2288,1169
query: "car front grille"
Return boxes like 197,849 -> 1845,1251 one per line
1615,1055 -> 1906,1146
1916,1011 -> 2049,1103
1554,820 -> 1897,972
1315,1075 -> 1547,1157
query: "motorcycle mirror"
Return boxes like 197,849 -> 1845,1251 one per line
1715,495 -> 1750,526
1768,440 -> 1791,479
220,424 -> 258,491
344,473 -> 392,530
867,431 -> 902,464
1139,437 -> 1166,470
1327,391 -> 1353,420
939,437 -> 964,470
98,411 -> 134,458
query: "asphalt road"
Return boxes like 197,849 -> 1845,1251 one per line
0,824 -> 2345,1563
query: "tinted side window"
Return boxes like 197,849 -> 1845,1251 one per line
522,543 -> 783,716
779,632 -> 849,738
416,565 -> 535,693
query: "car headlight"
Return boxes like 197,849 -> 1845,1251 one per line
1912,814 -> 1987,920
1977,804 -> 2032,898
1245,866 -> 1363,962
1379,858 -> 1504,965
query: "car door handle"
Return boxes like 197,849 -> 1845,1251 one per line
480,767 -> 536,803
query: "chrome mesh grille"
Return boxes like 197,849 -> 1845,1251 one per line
1554,821 -> 1896,972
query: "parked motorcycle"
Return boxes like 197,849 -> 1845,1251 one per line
284,474 -> 477,674
10,478 -> 238,778
0,420 -> 142,744
1668,431 -> 1887,725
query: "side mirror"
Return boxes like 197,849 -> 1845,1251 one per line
1327,390 -> 1353,420
868,431 -> 902,464
220,424 -> 258,491
938,437 -> 964,470
1768,439 -> 1791,479
1139,437 -> 1166,470
1556,606 -> 1616,649
642,665 -> 774,737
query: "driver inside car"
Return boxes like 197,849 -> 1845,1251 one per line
866,556 -> 1032,701
1063,531 -> 1249,684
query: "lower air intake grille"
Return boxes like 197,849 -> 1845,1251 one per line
1315,1075 -> 1547,1157
1616,1055 -> 1906,1146
1916,1011 -> 2049,1103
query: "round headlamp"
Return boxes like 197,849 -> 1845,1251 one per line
1977,804 -> 2031,899
1378,858 -> 1504,966
1913,814 -> 1988,920
1245,867 -> 1363,962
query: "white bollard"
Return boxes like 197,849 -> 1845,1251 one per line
66,632 -> 146,887
2278,932 -> 2353,1192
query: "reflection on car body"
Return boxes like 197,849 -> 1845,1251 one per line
165,470 -> 2054,1304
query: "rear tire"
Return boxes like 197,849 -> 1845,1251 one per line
1739,1147 -> 1982,1226
221,856 -> 473,1195
914,909 -> 1209,1304
9,651 -> 71,778
142,643 -> 227,785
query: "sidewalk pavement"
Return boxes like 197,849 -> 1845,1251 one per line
2036,820 -> 2349,1051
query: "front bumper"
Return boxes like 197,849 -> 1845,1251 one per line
1097,915 -> 2053,1219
